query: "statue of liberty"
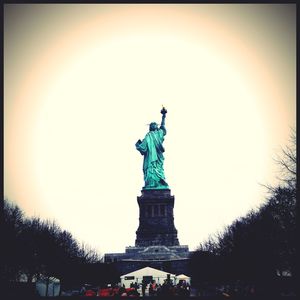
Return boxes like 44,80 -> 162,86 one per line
135,107 -> 169,190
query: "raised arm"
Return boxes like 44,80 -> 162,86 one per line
160,107 -> 167,135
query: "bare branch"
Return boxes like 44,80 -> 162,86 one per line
281,147 -> 296,164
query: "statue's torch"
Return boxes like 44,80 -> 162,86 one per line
161,106 -> 167,115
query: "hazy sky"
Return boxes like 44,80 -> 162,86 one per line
4,4 -> 296,255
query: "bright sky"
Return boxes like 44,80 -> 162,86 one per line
4,4 -> 296,255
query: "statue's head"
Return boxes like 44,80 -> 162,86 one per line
149,122 -> 158,131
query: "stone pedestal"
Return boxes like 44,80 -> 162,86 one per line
135,189 -> 179,247
104,188 -> 191,276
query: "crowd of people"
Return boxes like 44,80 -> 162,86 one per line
129,279 -> 190,297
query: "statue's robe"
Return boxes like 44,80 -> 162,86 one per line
136,128 -> 168,189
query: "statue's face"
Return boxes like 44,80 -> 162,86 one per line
149,122 -> 158,131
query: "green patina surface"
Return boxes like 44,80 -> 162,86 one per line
136,108 -> 169,190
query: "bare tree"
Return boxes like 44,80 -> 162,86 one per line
78,242 -> 102,264
191,130 -> 296,292
262,128 -> 296,193
275,128 -> 296,188
2,200 -> 25,282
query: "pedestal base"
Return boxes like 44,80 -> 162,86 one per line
104,244 -> 191,276
135,189 -> 179,247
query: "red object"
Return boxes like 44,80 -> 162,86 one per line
85,289 -> 96,296
98,287 -> 119,297
98,287 -> 139,297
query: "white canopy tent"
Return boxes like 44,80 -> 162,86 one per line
120,266 -> 176,288
174,274 -> 191,285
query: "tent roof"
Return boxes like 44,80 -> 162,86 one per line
121,266 -> 176,278
176,274 -> 190,279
